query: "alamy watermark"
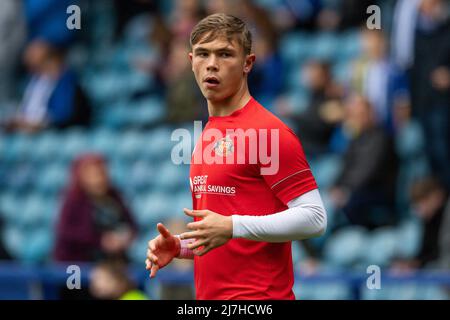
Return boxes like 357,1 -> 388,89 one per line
366,5 -> 381,30
66,265 -> 81,290
171,121 -> 280,176
66,5 -> 81,30
366,265 -> 381,290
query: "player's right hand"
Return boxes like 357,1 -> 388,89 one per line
145,223 -> 181,278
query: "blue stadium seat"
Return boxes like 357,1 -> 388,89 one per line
2,225 -> 25,260
309,154 -> 342,189
5,133 -> 35,163
132,192 -> 172,228
171,192 -> 193,218
295,281 -> 352,300
284,89 -> 309,113
336,30 -> 361,60
363,227 -> 398,267
156,161 -> 189,192
88,128 -> 118,158
279,32 -> 313,65
0,193 -> 21,224
128,230 -> 158,264
20,227 -> 53,263
99,100 -> 130,129
323,226 -> 368,268
117,130 -> 146,161
418,284 -> 449,300
37,163 -> 69,196
311,32 -> 339,60
108,158 -> 128,191
4,162 -> 36,194
128,97 -> 166,127
396,121 -> 426,159
142,127 -> 175,161
395,218 -> 423,259
292,241 -> 309,266
17,195 -> 47,228
332,60 -> 352,83
85,67 -> 154,107
33,132 -> 61,164
363,283 -> 422,300
59,129 -> 89,163
124,159 -> 157,194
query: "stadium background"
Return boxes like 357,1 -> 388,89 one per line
0,0 -> 449,300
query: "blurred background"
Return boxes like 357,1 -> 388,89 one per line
0,0 -> 449,300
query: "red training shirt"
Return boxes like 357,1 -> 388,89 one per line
190,97 -> 317,300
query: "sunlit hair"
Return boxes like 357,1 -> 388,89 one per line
190,13 -> 252,55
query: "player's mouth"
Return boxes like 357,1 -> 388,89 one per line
203,76 -> 220,89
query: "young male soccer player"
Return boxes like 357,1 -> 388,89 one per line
145,13 -> 327,300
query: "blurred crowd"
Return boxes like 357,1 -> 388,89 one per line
0,0 -> 450,299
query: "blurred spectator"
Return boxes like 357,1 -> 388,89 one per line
164,37 -> 207,123
317,0 -> 377,31
439,197 -> 450,270
350,29 -> 409,133
159,218 -> 194,300
23,0 -> 78,47
169,0 -> 204,40
0,0 -> 26,109
391,0 -> 421,70
90,260 -> 148,300
280,60 -> 344,156
393,0 -> 450,189
330,94 -> 398,230
113,0 -> 158,40
3,39 -> 92,133
392,177 -> 449,271
0,214 -> 12,261
114,10 -> 174,100
230,1 -> 284,106
54,154 -> 137,263
274,0 -> 323,31
248,33 -> 284,107
240,0 -> 277,39
204,0 -> 238,16
392,102 -> 430,216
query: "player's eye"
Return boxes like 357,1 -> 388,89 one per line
220,52 -> 231,58
197,52 -> 208,57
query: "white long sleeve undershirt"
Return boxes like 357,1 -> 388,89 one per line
177,189 -> 327,259
231,189 -> 327,242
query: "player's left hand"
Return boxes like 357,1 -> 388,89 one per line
179,208 -> 233,256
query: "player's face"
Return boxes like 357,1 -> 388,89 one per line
189,35 -> 254,102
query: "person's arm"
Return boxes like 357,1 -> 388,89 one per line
175,235 -> 195,259
232,188 -> 326,242
179,188 -> 327,255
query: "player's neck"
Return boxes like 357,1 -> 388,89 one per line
207,83 -> 252,117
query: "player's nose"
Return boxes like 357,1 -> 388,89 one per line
206,55 -> 219,71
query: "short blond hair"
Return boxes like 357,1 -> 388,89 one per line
190,13 -> 252,55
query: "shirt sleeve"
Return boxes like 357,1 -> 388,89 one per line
232,189 -> 327,242
260,126 -> 317,205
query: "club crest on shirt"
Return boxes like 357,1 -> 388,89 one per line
213,135 -> 234,157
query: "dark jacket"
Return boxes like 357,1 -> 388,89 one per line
334,126 -> 398,196
53,188 -> 137,262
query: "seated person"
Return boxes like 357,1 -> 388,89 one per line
90,260 -> 148,300
54,153 -> 137,263
0,214 -> 12,260
3,39 -> 91,132
329,94 -> 398,230
392,177 -> 449,271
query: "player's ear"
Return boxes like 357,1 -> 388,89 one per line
243,53 -> 256,74
188,52 -> 193,69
